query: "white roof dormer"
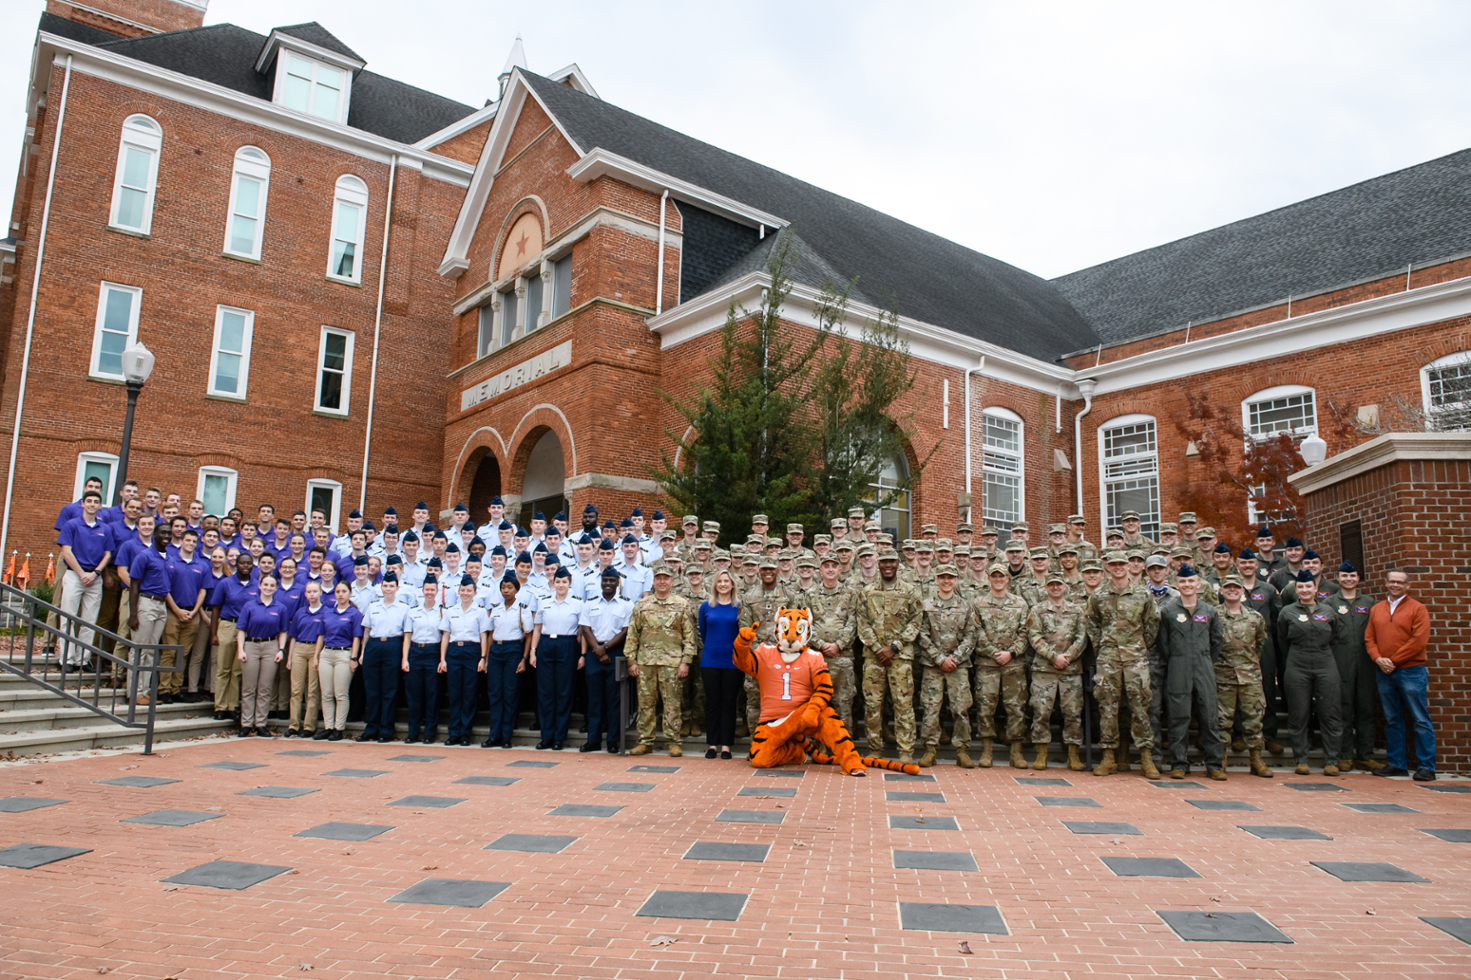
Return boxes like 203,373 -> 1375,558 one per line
256,25 -> 366,127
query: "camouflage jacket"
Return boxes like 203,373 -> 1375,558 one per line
625,593 -> 695,667
1026,599 -> 1087,675
1085,581 -> 1160,664
967,590 -> 1032,670
917,591 -> 974,667
1015,575 -> 1049,609
806,583 -> 857,653
1215,604 -> 1268,684
855,576 -> 923,661
738,583 -> 793,645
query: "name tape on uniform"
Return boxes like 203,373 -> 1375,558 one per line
461,341 -> 572,411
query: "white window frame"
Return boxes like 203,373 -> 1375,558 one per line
980,407 -> 1024,530
74,452 -> 119,502
1241,385 -> 1317,522
313,325 -> 355,416
305,479 -> 343,535
89,281 -> 142,381
550,253 -> 573,319
1098,413 -> 1160,536
108,114 -> 162,235
196,466 -> 238,516
273,52 -> 350,125
864,452 -> 911,542
207,305 -> 254,401
1420,351 -> 1471,430
326,174 -> 368,284
477,303 -> 495,359
223,146 -> 271,260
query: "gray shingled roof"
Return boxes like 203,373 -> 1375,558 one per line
274,22 -> 364,65
1052,147 -> 1471,346
39,13 -> 475,145
521,72 -> 1100,363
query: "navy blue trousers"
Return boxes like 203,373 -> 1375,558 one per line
486,641 -> 522,742
361,638 -> 399,737
404,642 -> 440,740
445,641 -> 481,739
536,636 -> 578,742
583,641 -> 623,745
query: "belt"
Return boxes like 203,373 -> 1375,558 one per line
324,645 -> 351,651
78,565 -> 96,572
245,635 -> 276,643
140,592 -> 168,601
219,617 -> 236,624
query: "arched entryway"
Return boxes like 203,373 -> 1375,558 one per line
518,429 -> 567,526
466,450 -> 502,521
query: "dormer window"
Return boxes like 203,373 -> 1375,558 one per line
257,25 -> 364,128
281,54 -> 344,122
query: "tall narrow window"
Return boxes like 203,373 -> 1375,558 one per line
197,466 -> 238,515
208,305 -> 254,400
1242,385 -> 1316,521
551,254 -> 573,318
981,408 -> 1024,533
109,115 -> 161,234
280,54 -> 347,123
90,282 -> 141,380
327,175 -> 367,283
1100,415 -> 1160,536
863,453 -> 911,542
306,479 -> 343,534
478,304 -> 495,359
1420,351 -> 1471,431
74,452 -> 118,501
224,147 -> 270,260
314,326 -> 354,416
499,288 -> 518,346
525,274 -> 544,333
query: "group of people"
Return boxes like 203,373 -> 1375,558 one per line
48,480 -> 1438,779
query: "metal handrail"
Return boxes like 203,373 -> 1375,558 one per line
0,580 -> 183,754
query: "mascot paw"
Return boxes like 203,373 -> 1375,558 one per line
738,625 -> 757,643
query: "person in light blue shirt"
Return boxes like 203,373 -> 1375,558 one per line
578,566 -> 632,753
402,576 -> 446,744
617,535 -> 653,601
531,567 -> 583,750
442,574 -> 488,746
358,574 -> 409,742
481,573 -> 531,748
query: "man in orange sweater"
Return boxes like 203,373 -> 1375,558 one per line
1364,569 -> 1434,781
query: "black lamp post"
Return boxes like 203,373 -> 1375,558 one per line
113,343 -> 155,506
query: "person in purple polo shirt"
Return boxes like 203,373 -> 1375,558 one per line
57,488 -> 113,670
236,572 -> 288,737
125,523 -> 173,706
317,581 -> 363,740
159,528 -> 208,703
285,579 -> 327,738
209,552 -> 258,721
113,512 -> 155,660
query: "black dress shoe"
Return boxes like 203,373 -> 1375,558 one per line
1373,766 -> 1409,777
1413,768 -> 1437,781
213,711 -> 229,721
580,741 -> 602,753
377,735 -> 392,743
423,735 -> 438,745
306,729 -> 323,740
404,736 -> 420,744
328,730 -> 343,741
503,739 -> 514,749
606,742 -> 618,753
481,738 -> 497,748
553,741 -> 564,750
721,750 -> 732,760
535,740 -> 552,750
284,729 -> 298,738
237,727 -> 251,737
356,733 -> 376,742
705,747 -> 718,759
255,726 -> 271,737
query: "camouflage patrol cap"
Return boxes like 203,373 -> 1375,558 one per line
729,543 -> 746,556
1195,526 -> 1216,539
1011,522 -> 1029,533
777,549 -> 795,562
786,523 -> 804,534
758,556 -> 779,570
682,514 -> 699,526
954,545 -> 971,558
835,539 -> 856,552
830,518 -> 847,529
819,552 -> 840,565
934,563 -> 960,578
980,525 -> 999,536
685,564 -> 704,577
848,506 -> 866,518
1004,540 -> 1027,553
1220,574 -> 1246,589
877,534 -> 894,546
650,561 -> 675,578
814,534 -> 832,545
766,536 -> 782,547
1048,523 -> 1066,534
1103,550 -> 1129,564
693,538 -> 712,550
854,543 -> 876,557
713,549 -> 730,561
901,538 -> 916,550
795,554 -> 819,570
935,538 -> 953,551
746,535 -> 765,548
1029,547 -> 1050,560
741,554 -> 759,566
1170,546 -> 1194,559
703,521 -> 721,534
1178,512 -> 1198,524
914,540 -> 934,554
877,547 -> 900,561
1067,514 -> 1086,524
956,522 -> 974,533
1057,544 -> 1079,555
1046,571 -> 1067,585
920,523 -> 938,535
1121,511 -> 1140,521
751,514 -> 769,525
1126,549 -> 1146,561
864,520 -> 881,531
1160,522 -> 1178,533
664,552 -> 684,564
1145,554 -> 1169,569
987,562 -> 1010,576
1081,560 -> 1105,572
660,530 -> 678,540
1106,527 -> 1124,538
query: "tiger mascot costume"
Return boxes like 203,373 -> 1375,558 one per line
734,608 -> 920,776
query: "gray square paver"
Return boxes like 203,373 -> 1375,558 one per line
595,783 -> 654,793
1189,800 -> 1260,811
295,822 -> 393,841
486,834 -> 578,853
1065,822 -> 1142,835
548,804 -> 622,817
1015,777 -> 1071,786
684,842 -> 769,862
637,890 -> 746,921
0,844 -> 91,868
1420,785 -> 1471,793
1159,910 -> 1291,943
1312,861 -> 1427,882
899,902 -> 1008,934
96,777 -> 179,788
237,787 -> 319,799
508,760 -> 558,768
1037,797 -> 1100,808
1240,826 -> 1332,840
628,765 -> 679,773
1284,783 -> 1348,792
889,816 -> 959,830
322,769 -> 388,779
1422,917 -> 1471,945
1150,781 -> 1205,789
388,796 -> 465,809
387,755 -> 445,763
893,850 -> 978,871
122,810 -> 222,827
716,810 -> 784,824
455,776 -> 520,787
0,798 -> 66,813
739,786 -> 796,798
197,761 -> 264,771
1418,829 -> 1471,843
887,792 -> 945,803
756,770 -> 804,778
1341,803 -> 1420,813
388,878 -> 510,907
276,750 -> 330,757
1102,857 -> 1201,878
163,860 -> 291,890
884,773 -> 935,782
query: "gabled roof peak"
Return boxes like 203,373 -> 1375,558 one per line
255,21 -> 366,76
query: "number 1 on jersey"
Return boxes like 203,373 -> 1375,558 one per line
781,671 -> 791,700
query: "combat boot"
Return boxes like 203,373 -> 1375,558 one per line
918,747 -> 937,768
1295,762 -> 1310,775
1231,738 -> 1246,752
1207,768 -> 1227,781
1067,745 -> 1084,771
668,744 -> 683,758
1322,763 -> 1339,777
1032,744 -> 1049,770
1092,749 -> 1117,776
1355,757 -> 1385,770
1337,758 -> 1352,771
1009,741 -> 1027,769
1265,739 -> 1284,753
977,738 -> 993,768
688,720 -> 702,737
1249,749 -> 1274,778
630,744 -> 650,756
680,720 -> 691,737
954,747 -> 976,769
1139,748 -> 1161,780
898,751 -> 914,765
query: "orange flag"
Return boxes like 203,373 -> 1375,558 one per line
18,555 -> 30,590
2,553 -> 12,585
44,554 -> 55,584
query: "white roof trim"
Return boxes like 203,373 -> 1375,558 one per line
255,30 -> 366,75
566,147 -> 785,230
36,33 -> 473,187
1288,431 -> 1471,495
546,63 -> 599,99
415,100 -> 498,150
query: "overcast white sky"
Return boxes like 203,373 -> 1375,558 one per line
6,0 -> 1471,278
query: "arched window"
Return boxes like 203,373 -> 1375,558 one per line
1241,385 -> 1316,521
224,146 -> 270,260
109,114 -> 161,234
1098,414 -> 1159,536
1421,351 -> 1471,431
326,174 -> 368,283
864,451 -> 910,542
981,407 -> 1024,533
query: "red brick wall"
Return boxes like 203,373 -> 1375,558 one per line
1297,457 -> 1471,772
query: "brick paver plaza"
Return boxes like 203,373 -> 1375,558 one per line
1,740 -> 1468,979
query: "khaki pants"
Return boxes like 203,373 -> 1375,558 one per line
58,568 -> 102,666
188,611 -> 211,694
131,596 -> 169,699
214,619 -> 242,711
288,640 -> 321,733
112,590 -> 132,683
160,610 -> 201,696
240,639 -> 279,729
318,646 -> 353,730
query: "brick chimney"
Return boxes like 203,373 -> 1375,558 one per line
45,0 -> 207,38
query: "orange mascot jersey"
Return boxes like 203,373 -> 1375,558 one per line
752,645 -> 824,724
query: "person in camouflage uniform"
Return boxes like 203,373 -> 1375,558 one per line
1214,574 -> 1273,777
1026,571 -> 1087,770
738,557 -> 792,735
856,548 -> 922,764
674,564 -> 707,737
1065,515 -> 1098,565
808,555 -> 858,730
1119,510 -> 1156,554
626,564 -> 695,756
1015,548 -> 1052,607
916,565 -> 974,769
1085,551 -> 1162,779
967,563 -> 1032,768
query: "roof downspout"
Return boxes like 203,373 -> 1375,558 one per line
963,356 -> 985,524
1073,378 -> 1097,519
655,189 -> 668,314
358,153 -> 397,513
1,54 -> 72,566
